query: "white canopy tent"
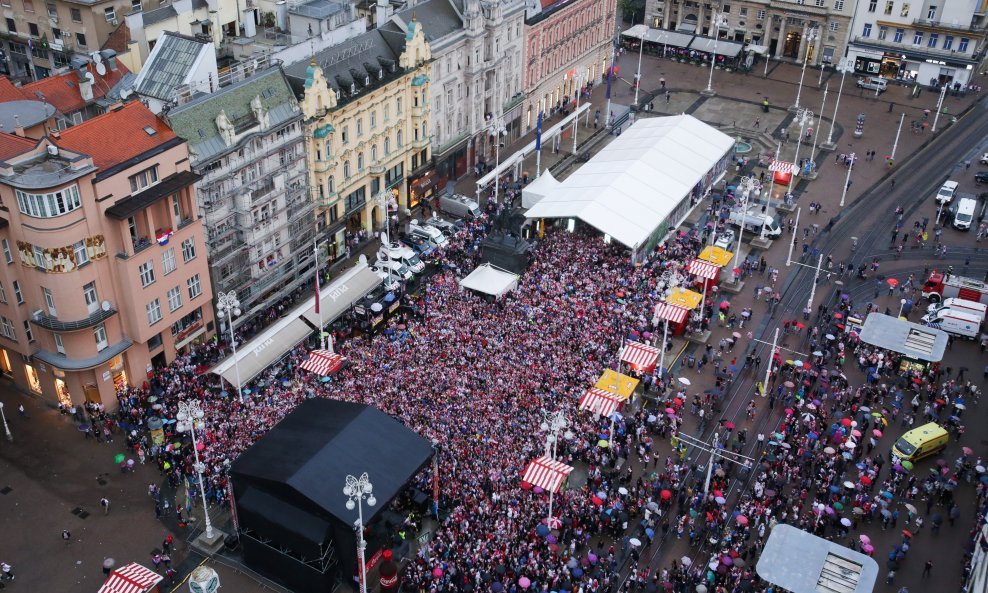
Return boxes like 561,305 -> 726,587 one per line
688,36 -> 745,58
459,263 -> 520,298
522,170 -> 560,208
524,115 -> 734,251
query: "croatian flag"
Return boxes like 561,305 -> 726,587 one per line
535,111 -> 543,152
605,66 -> 614,100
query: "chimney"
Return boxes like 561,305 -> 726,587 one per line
13,115 -> 24,137
100,49 -> 119,71
376,0 -> 389,27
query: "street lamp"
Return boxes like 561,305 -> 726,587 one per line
732,176 -> 761,279
572,70 -> 587,154
705,13 -> 728,95
488,113 -> 507,205
216,291 -> 243,403
839,152 -> 856,207
0,401 -> 11,441
898,298 -> 908,318
787,108 -> 814,195
176,400 -> 214,540
375,189 -> 399,290
633,16 -> 647,106
541,410 -> 573,528
792,26 -> 819,110
344,472 -> 376,593
824,58 -> 854,149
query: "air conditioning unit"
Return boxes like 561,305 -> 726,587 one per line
108,17 -> 117,25
61,30 -> 71,37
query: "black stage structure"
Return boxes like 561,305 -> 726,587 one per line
230,399 -> 434,593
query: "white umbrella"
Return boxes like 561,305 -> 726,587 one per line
618,487 -> 629,495
629,538 -> 642,547
678,377 -> 692,386
681,556 -> 693,567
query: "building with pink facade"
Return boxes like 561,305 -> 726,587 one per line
522,0 -> 616,133
0,101 -> 214,409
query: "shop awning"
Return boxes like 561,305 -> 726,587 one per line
299,350 -> 345,376
653,302 -> 690,324
747,44 -> 769,55
644,29 -> 695,48
665,287 -> 703,309
698,245 -> 734,267
98,563 -> 163,593
301,264 -> 382,329
688,36 -> 744,58
595,369 -> 639,400
622,341 -> 660,371
688,258 -> 721,280
211,317 -> 314,387
521,456 -> 575,493
579,387 -> 624,418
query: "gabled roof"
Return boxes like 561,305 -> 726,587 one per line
21,62 -> 130,115
0,132 -> 37,161
55,102 -> 178,170
388,0 -> 463,45
0,78 -> 29,103
101,21 -> 132,53
167,67 -> 299,165
133,32 -> 211,101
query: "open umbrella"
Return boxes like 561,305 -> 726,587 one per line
859,534 -> 870,544
963,446 -> 973,455
904,503 -> 917,514
629,538 -> 642,547
114,453 -> 126,464
736,515 -> 749,526
840,518 -> 852,527
873,429 -> 883,437
678,377 -> 692,386
901,460 -> 914,470
886,278 -> 899,287
724,422 -> 735,429
519,577 -> 531,589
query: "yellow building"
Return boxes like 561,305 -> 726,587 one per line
285,20 -> 431,261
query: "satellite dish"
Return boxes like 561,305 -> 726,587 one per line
119,88 -> 133,100
358,254 -> 368,265
95,61 -> 107,76
101,300 -> 112,311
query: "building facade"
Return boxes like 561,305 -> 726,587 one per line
166,66 -> 316,332
0,0 -> 134,81
643,0 -> 855,65
124,0 -> 244,67
522,0 -> 615,136
845,0 -> 987,85
286,20 -> 431,261
0,101 -> 214,410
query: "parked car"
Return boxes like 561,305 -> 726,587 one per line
856,77 -> 888,93
975,171 -> 988,184
714,229 -> 735,249
369,265 -> 402,292
425,216 -> 461,238
980,153 -> 988,165
934,180 -> 958,204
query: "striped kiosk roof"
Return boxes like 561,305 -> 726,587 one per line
299,350 -> 345,376
98,563 -> 163,593
579,387 -> 624,418
653,302 -> 690,324
687,258 -> 721,280
768,159 -> 798,175
621,341 -> 660,371
521,456 -> 575,493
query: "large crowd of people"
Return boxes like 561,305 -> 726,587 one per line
103,197 -> 985,593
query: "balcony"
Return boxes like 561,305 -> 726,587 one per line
32,338 -> 133,372
912,18 -> 985,34
31,307 -> 118,332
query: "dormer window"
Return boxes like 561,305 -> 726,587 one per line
335,89 -> 342,101
378,68 -> 383,78
350,83 -> 356,94
365,75 -> 370,85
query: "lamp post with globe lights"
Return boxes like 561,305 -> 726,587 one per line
488,114 -> 507,204
704,13 -> 728,96
177,400 -> 214,540
823,57 -> 855,150
541,410 -> 573,527
344,472 -> 376,593
216,291 -> 243,402
792,26 -> 819,110
787,108 -> 814,196
731,176 -> 761,281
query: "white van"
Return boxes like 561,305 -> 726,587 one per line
856,77 -> 888,93
935,180 -> 958,204
926,298 -> 988,322
374,258 -> 414,281
923,308 -> 981,338
439,194 -> 482,219
952,197 -> 977,230
407,220 -> 449,247
378,241 -> 425,273
727,209 -> 783,238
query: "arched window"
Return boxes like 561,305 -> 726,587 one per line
397,130 -> 403,147
384,137 -> 391,155
327,175 -> 335,193
343,160 -> 351,178
371,144 -> 378,163
357,152 -> 364,171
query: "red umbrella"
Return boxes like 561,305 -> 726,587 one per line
795,322 -> 806,329
802,362 -> 811,369
736,515 -> 749,525
784,408 -> 794,415
902,529 -> 913,538
841,418 -> 852,426
886,278 -> 899,287
873,429 -> 883,437
860,476 -> 872,485
833,313 -> 843,319
724,422 -> 735,429
660,489 -> 672,500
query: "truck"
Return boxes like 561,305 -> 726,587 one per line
438,194 -> 482,219
727,209 -> 783,238
921,271 -> 988,304
922,308 -> 981,339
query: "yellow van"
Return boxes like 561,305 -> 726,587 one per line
891,422 -> 949,462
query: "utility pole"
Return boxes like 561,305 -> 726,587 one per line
786,207 -> 801,266
931,84 -> 948,132
762,327 -> 779,396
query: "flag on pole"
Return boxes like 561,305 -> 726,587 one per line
314,251 -> 321,315
535,111 -> 543,152
605,65 -> 614,100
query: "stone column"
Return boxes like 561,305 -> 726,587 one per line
775,16 -> 787,58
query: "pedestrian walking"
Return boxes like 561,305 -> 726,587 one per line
17,404 -> 26,418
0,562 -> 12,581
922,560 -> 933,578
62,529 -> 71,543
100,496 -> 110,515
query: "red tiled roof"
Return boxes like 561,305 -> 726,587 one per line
102,22 -> 131,54
22,62 -> 130,115
0,78 -> 29,103
55,102 -> 178,170
0,132 -> 38,161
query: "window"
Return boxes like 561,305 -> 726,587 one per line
928,33 -> 938,47
739,6 -> 747,15
370,112 -> 376,129
927,5 -> 936,18
384,137 -> 391,155
900,2 -> 909,16
396,97 -> 403,114
15,185 -> 82,218
181,237 -> 196,262
943,35 -> 953,50
94,323 -> 107,350
722,4 -> 730,11
187,274 -> 202,299
146,298 -> 162,325
356,118 -> 363,136
756,9 -> 765,19
162,248 -> 176,274
877,25 -> 887,39
83,282 -> 97,314
959,37 -> 969,52
0,282 -> 5,304
43,287 -> 55,314
343,160 -> 351,179
104,6 -> 115,20
327,176 -> 335,194
33,246 -> 44,269
830,21 -> 839,32
12,280 -> 22,304
862,23 -> 872,37
129,166 -> 159,193
397,130 -> 403,147
167,286 -> 182,312
883,0 -> 892,14
76,32 -> 87,47
913,31 -> 923,45
147,333 -> 162,351
1,240 -> 11,264
28,23 -> 39,37
46,2 -> 55,15
833,0 -> 843,8
73,240 -> 89,266
893,28 -> 904,42
22,0 -> 33,11
23,320 -> 33,343
70,6 -> 80,20
138,261 -> 155,287
54,333 -> 64,354
341,126 -> 348,144
357,152 -> 364,171
0,316 -> 16,340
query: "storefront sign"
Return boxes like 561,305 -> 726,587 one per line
925,58 -> 946,65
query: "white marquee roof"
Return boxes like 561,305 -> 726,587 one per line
525,115 -> 734,249
522,169 -> 560,208
459,263 -> 520,297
